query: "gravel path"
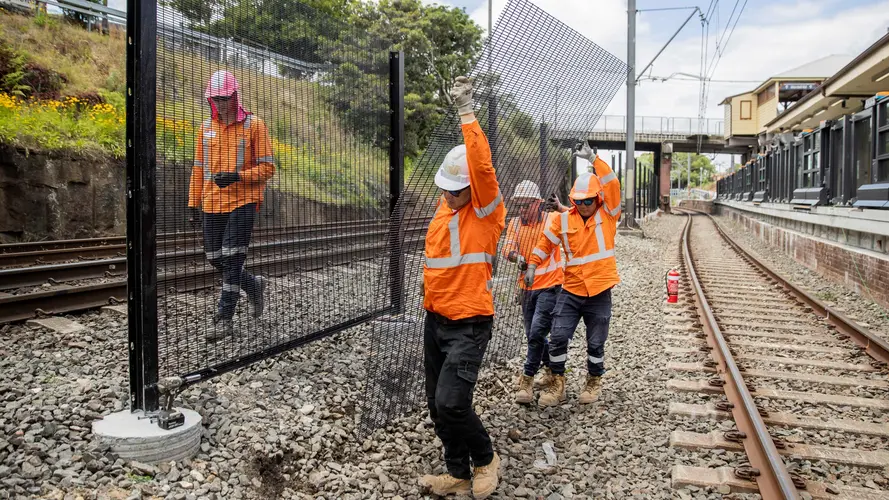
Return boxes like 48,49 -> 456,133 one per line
1,213 -> 741,500
715,213 -> 889,342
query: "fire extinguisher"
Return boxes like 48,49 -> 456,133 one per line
666,268 -> 680,303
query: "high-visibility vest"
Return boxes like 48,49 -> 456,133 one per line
188,114 -> 276,213
423,120 -> 505,320
529,157 -> 621,297
502,212 -> 564,291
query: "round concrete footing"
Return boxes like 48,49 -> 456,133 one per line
91,409 -> 202,463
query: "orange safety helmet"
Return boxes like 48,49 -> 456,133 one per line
569,172 -> 605,203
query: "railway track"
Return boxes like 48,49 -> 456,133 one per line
0,218 -> 429,324
668,211 -> 889,499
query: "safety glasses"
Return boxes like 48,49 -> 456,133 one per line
444,187 -> 468,197
211,95 -> 234,102
573,198 -> 595,206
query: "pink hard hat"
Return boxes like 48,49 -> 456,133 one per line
205,70 -> 239,99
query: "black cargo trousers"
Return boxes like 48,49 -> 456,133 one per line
424,311 -> 495,480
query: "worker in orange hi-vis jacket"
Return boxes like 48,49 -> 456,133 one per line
187,70 -> 275,341
500,180 -> 564,405
418,76 -> 504,500
525,142 -> 621,408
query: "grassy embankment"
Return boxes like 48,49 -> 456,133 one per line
0,10 -> 387,205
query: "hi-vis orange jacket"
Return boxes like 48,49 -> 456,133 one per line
501,210 -> 564,291
528,157 -> 621,297
187,114 -> 276,213
423,120 -> 506,320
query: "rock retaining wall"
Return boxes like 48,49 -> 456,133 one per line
0,145 -> 125,243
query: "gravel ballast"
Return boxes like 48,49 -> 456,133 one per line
0,214 -> 773,499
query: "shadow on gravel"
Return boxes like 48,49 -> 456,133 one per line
249,451 -> 311,498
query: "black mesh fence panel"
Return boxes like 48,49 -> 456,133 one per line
154,1 -> 395,383
361,0 -> 627,433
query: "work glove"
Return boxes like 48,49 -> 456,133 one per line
419,280 -> 425,297
213,172 -> 240,189
523,265 -> 537,288
574,142 -> 597,163
516,255 -> 528,271
450,76 -> 474,115
544,193 -> 567,212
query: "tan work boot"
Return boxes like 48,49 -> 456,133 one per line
538,374 -> 566,407
534,367 -> 554,389
579,375 -> 603,404
472,453 -> 500,499
515,374 -> 534,404
418,473 -> 471,496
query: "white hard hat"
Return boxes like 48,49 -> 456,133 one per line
434,145 -> 470,191
512,180 -> 542,200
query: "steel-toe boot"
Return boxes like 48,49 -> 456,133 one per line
538,374 -> 566,407
534,366 -> 554,389
472,453 -> 500,499
579,375 -> 602,404
515,374 -> 534,404
418,473 -> 471,496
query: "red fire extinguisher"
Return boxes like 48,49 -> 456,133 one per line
666,268 -> 680,303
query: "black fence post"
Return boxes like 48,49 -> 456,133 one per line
126,0 -> 159,412
388,51 -> 405,313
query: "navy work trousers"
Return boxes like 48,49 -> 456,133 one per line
202,203 -> 260,320
520,285 -> 560,377
424,312 -> 495,480
548,288 -> 612,376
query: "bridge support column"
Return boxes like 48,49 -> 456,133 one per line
660,143 -> 673,213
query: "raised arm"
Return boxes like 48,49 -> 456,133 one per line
591,156 -> 621,219
451,76 -> 502,218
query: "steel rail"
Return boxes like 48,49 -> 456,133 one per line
0,223 -> 428,290
0,235 -> 425,324
703,211 -> 889,365
0,217 -> 431,256
680,212 -> 800,499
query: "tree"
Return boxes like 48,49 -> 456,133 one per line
638,152 -> 716,188
347,0 -> 483,157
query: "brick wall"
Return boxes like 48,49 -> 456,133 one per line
677,200 -> 714,213
723,209 -> 889,309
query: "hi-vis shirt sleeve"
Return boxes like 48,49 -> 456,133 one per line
239,118 -> 276,184
592,156 -> 621,219
463,120 -> 502,218
528,214 -> 561,268
187,125 -> 205,208
500,217 -> 520,259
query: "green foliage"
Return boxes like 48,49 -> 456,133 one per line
32,11 -> 58,29
347,0 -> 483,157
0,41 -> 30,97
639,152 -> 717,187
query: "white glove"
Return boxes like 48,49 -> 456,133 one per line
574,142 -> 597,163
523,265 -> 537,288
450,76 -> 474,115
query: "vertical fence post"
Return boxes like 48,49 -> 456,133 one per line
126,0 -> 158,412
388,51 -> 405,313
539,122 -> 548,195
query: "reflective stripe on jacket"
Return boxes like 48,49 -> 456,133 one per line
423,120 -> 506,320
528,158 -> 621,297
188,114 -> 275,213
501,212 -> 563,291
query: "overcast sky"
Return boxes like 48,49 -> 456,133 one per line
440,0 -> 889,120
